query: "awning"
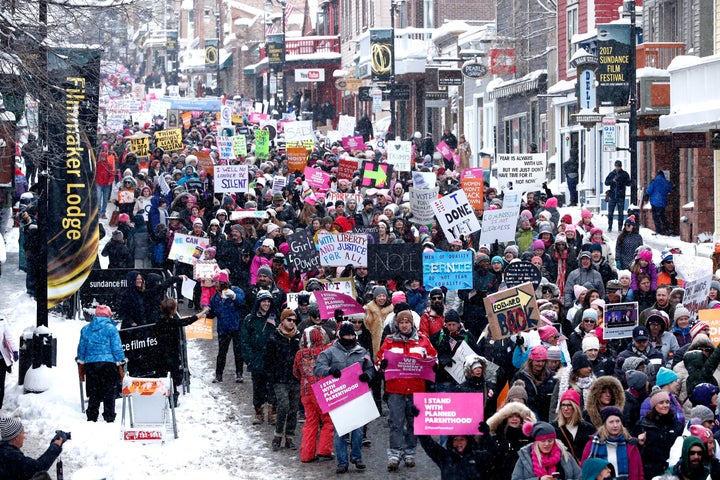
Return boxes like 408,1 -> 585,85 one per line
180,48 -> 233,73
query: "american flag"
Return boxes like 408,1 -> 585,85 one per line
265,24 -> 278,36
284,3 -> 294,28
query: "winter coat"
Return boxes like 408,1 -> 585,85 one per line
605,168 -> 632,200
128,227 -> 151,261
0,442 -> 63,480
118,270 -> 146,329
563,265 -> 605,308
511,366 -> 557,422
313,340 -> 374,379
293,326 -> 331,396
580,434 -> 644,480
101,239 -> 133,269
420,307 -> 446,339
454,375 -> 498,417
431,327 -> 481,385
516,227 -> 535,254
632,412 -> 683,480
363,300 -> 394,362
208,286 -> 246,335
377,326 -> 437,395
623,389 -> 644,430
485,403 -> 537,480
77,315 -> 125,365
615,232 -> 645,270
552,420 -> 596,465
459,265 -> 500,337
584,375 -> 626,428
240,300 -> 278,373
143,274 -> 182,326
419,435 -> 490,480
511,441 -> 581,480
681,346 -> 720,395
264,327 -> 301,384
405,287 -> 428,316
151,312 -> 201,378
646,173 -> 673,207
615,343 -> 664,383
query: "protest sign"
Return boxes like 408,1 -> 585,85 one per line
675,254 -> 715,282
361,161 -> 392,188
233,135 -> 247,157
461,168 -> 484,210
502,192 -> 522,211
284,120 -> 314,143
319,277 -> 357,300
352,225 -> 380,244
337,158 -> 358,180
436,140 -> 454,160
432,189 -> 481,241
410,187 -> 438,225
153,128 -> 183,151
255,129 -> 270,159
484,283 -> 541,339
330,392 -> 380,437
195,151 -> 214,176
445,341 -> 478,384
313,291 -> 365,319
412,171 -> 436,189
156,174 -> 171,195
328,192 -> 363,212
216,136 -> 236,160
326,130 -> 342,146
422,251 -> 473,290
367,243 -> 423,282
495,153 -> 547,192
603,302 -> 638,339
181,112 -> 192,129
698,309 -> 720,346
286,147 -> 308,173
229,210 -> 269,221
413,393 -> 484,435
383,351 -> 436,382
312,363 -> 370,414
683,275 -> 712,317
317,233 -> 369,267
168,233 -> 210,265
130,136 -> 150,156
185,317 -> 213,339
341,136 -> 366,152
213,164 -> 249,193
386,140 -> 412,172
503,261 -> 543,290
304,166 -> 331,190
478,208 -> 520,245
181,278 -> 197,300
337,115 -> 356,138
248,112 -> 268,124
271,175 -> 286,195
287,229 -> 321,273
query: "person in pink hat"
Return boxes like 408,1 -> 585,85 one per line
511,345 -> 557,422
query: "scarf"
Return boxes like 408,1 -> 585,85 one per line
589,434 -> 629,476
575,375 -> 595,406
556,254 -> 567,298
531,441 -> 562,477
279,323 -> 297,338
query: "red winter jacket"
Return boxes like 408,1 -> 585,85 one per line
377,328 -> 437,395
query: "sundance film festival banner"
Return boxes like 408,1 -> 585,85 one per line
370,29 -> 393,82
47,48 -> 101,307
597,23 -> 631,107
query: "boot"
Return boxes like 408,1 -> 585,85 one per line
212,374 -> 223,383
387,456 -> 400,472
252,407 -> 264,425
268,405 -> 277,425
271,436 -> 282,451
285,437 -> 296,450
404,455 -> 415,468
235,373 -> 244,383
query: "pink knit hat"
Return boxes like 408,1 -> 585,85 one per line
528,345 -> 548,361
538,325 -> 560,342
391,291 -> 407,305
581,209 -> 592,219
545,197 -> 558,208
95,305 -> 113,318
573,285 -> 588,300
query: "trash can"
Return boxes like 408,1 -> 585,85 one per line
32,325 -> 57,369
18,330 -> 33,386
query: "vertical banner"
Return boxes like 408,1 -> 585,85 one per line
370,29 -> 393,82
597,23 -> 631,107
266,34 -> 284,68
47,48 -> 101,307
460,168 -> 485,210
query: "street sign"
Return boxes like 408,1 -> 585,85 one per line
461,61 -> 488,79
390,83 -> 411,101
372,88 -> 383,112
345,78 -> 362,92
335,79 -> 347,90
602,117 -> 617,152
438,69 -> 463,86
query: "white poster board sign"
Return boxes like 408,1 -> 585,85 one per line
479,208 -> 520,245
213,165 -> 249,193
386,140 -> 412,172
431,189 -> 481,241
495,153 -> 547,192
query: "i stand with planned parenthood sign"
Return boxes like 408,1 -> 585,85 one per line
603,302 -> 638,339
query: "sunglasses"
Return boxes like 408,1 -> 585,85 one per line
351,320 -> 363,324
689,451 -> 704,457
583,319 -> 597,323
285,316 -> 297,321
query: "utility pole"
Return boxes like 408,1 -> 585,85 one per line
627,0 -> 638,206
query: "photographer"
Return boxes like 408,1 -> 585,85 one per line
0,416 -> 68,479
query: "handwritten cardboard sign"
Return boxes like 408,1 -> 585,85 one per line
168,233 -> 210,265
432,189 -> 481,241
367,243 -> 423,282
496,153 -> 547,193
317,233 -> 368,267
484,282 -> 541,339
423,251 -> 473,290
461,168 -> 485,210
286,229 -> 321,273
213,164 -> 248,193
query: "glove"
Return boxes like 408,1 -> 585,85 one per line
379,359 -> 388,370
440,358 -> 455,368
329,368 -> 342,378
478,420 -> 490,436
118,364 -> 125,380
267,208 -> 277,218
616,260 -> 622,269
52,430 -> 70,444
12,351 -> 18,362
223,289 -> 236,300
410,405 -> 421,417
359,373 -> 370,383
77,363 -> 86,382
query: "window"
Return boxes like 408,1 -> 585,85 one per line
686,148 -> 694,201
504,115 -> 526,153
566,4 -> 579,72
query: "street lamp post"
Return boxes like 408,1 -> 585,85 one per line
216,10 -> 222,96
626,0 -> 638,206
265,0 -> 287,113
388,1 -> 399,141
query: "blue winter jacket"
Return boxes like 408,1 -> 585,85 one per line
208,286 -> 247,334
646,173 -> 673,207
77,315 -> 125,364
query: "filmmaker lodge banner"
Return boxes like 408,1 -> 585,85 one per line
47,48 -> 101,307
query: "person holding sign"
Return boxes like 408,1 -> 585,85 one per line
418,432 -> 490,480
313,322 -> 375,474
377,310 -> 438,471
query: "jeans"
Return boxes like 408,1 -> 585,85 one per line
273,382 -> 300,437
97,184 -> 112,215
251,371 -> 272,409
607,197 -> 625,231
216,330 -> 243,378
387,393 -> 417,459
334,427 -> 363,467
567,174 -> 579,205
651,205 -> 669,235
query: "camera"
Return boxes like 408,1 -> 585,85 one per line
54,430 -> 71,443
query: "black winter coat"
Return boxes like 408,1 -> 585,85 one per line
118,270 -> 146,329
623,390 -> 644,431
0,442 -> 62,480
552,420 -> 596,465
263,327 -> 301,384
152,312 -> 201,380
486,425 -> 532,480
419,435 -> 490,480
431,327 -> 480,384
632,412 -> 683,480
512,367 -> 557,422
101,239 -> 133,269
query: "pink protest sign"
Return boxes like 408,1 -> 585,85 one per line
313,291 -> 364,320
383,351 -> 436,382
312,363 -> 370,413
436,141 -> 454,160
248,112 -> 268,124
304,166 -> 331,189
341,135 -> 367,152
413,392 -> 484,435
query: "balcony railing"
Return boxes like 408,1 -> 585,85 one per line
286,36 -> 340,55
636,43 -> 685,69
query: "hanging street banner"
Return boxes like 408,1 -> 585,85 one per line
216,136 -> 236,160
361,161 -> 392,188
168,233 -> 210,265
317,233 -> 369,267
413,393 -> 484,435
484,282 -> 541,339
370,29 -> 393,82
387,140 -> 412,172
597,23 -> 632,107
461,168 -> 485,210
153,128 -> 183,151
432,189 -> 481,241
366,243 -> 423,282
410,187 -> 439,225
213,164 -> 249,193
266,34 -> 284,66
495,153 -> 547,193
287,229 -> 321,273
478,208 -> 519,245
423,251 -> 473,290
46,48 -> 101,307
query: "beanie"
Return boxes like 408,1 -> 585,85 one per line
545,197 -> 558,208
589,243 -> 602,253
674,306 -> 691,322
373,286 -> 388,299
391,291 -> 407,305
0,416 -> 23,442
538,325 -> 559,342
582,334 -> 600,352
112,230 -> 124,242
532,239 -> 545,251
625,370 -> 648,391
530,421 -> 556,441
624,215 -> 636,226
560,214 -> 573,224
689,424 -> 714,443
571,351 -> 592,371
574,285 -> 588,300
547,346 -> 562,361
621,356 -> 646,372
540,310 -> 558,325
504,245 -> 519,257
118,213 -> 130,223
691,322 -> 710,339
649,386 -> 671,409
554,233 -> 567,245
561,388 -> 581,407
529,345 -> 548,361
582,459 -> 612,480
95,305 -> 113,318
600,406 -> 623,424
258,266 -> 274,280
491,256 -> 504,265
582,308 -> 599,322
444,309 -> 462,324
280,309 -> 296,323
690,405 -> 716,424
691,384 -> 720,408
581,209 -> 592,219
507,380 -> 529,402
213,271 -> 230,284
638,249 -> 653,262
338,321 -> 356,338
656,366 -> 679,387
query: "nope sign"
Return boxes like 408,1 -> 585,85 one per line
431,189 -> 481,241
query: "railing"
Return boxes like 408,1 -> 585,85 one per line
636,42 -> 685,69
285,36 -> 340,55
